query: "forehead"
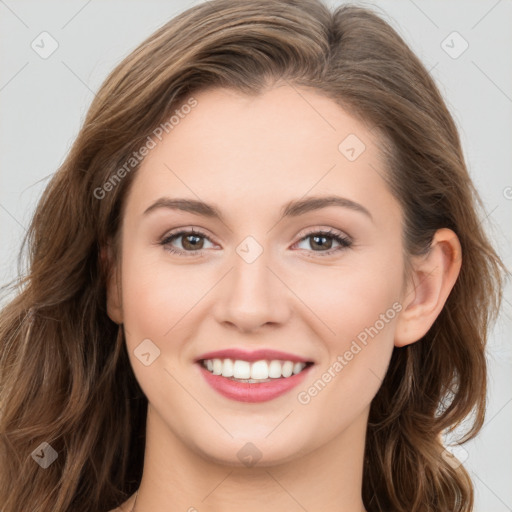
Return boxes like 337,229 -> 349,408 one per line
126,84 -> 397,224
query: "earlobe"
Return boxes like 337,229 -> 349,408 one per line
394,228 -> 462,347
101,244 -> 123,325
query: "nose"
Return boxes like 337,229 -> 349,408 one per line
212,247 -> 291,333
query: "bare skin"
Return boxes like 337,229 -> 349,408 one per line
106,83 -> 461,512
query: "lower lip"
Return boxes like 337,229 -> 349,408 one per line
197,363 -> 313,403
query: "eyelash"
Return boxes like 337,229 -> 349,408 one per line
159,227 -> 353,258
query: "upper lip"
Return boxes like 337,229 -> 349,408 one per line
195,348 -> 314,364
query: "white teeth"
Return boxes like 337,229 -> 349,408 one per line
268,360 -> 282,378
222,358 -> 234,377
293,362 -> 304,375
212,359 -> 222,375
250,360 -> 269,380
233,360 -> 251,379
282,361 -> 293,378
201,358 -> 309,381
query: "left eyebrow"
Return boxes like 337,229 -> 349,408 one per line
280,195 -> 373,221
142,194 -> 373,223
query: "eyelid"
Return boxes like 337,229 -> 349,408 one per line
159,227 -> 216,251
292,227 -> 352,257
159,226 -> 353,257
159,226 -> 351,243
296,226 -> 351,242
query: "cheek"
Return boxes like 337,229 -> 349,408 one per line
119,244 -> 211,341
120,229 -> 403,358
296,279 -> 399,433
289,251 -> 403,345
292,253 -> 402,405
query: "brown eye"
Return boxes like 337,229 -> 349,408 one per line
309,234 -> 334,250
160,228 -> 214,256
294,229 -> 352,256
180,233 -> 205,250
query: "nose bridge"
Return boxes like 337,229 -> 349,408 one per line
214,234 -> 289,331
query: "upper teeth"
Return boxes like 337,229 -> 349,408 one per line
202,359 -> 307,380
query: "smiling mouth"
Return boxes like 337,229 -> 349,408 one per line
199,358 -> 315,383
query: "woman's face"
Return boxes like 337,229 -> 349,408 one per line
112,84 -> 407,466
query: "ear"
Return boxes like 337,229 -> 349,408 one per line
101,242 -> 123,324
394,228 -> 462,347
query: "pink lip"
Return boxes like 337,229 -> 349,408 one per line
197,363 -> 314,403
195,348 -> 313,364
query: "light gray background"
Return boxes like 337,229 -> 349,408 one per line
1,1 -> 511,510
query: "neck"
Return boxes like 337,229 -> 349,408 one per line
133,404 -> 369,512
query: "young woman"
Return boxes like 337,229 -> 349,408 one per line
0,1 -> 506,511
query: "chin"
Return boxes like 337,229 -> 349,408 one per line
188,429 -> 312,469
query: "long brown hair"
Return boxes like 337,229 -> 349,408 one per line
0,1 -> 506,510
